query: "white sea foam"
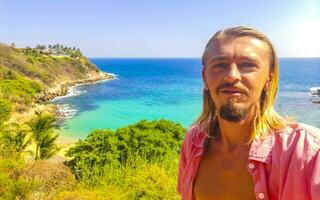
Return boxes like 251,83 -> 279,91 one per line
56,104 -> 78,119
51,86 -> 87,101
107,72 -> 117,77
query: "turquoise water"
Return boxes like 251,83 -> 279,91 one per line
53,58 -> 320,139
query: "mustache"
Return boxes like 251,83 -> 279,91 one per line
216,83 -> 248,95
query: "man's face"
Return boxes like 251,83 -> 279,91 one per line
203,36 -> 271,122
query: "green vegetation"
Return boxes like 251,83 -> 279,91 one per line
0,69 -> 41,112
23,44 -> 83,58
0,157 -> 36,199
26,112 -> 60,160
0,123 -> 31,158
63,119 -> 185,199
0,42 -> 183,199
0,99 -> 12,126
0,43 -> 98,87
0,119 -> 186,199
67,120 -> 184,172
0,110 -> 59,160
0,157 -> 75,199
0,43 -> 104,115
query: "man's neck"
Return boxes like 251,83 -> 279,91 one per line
216,114 -> 253,153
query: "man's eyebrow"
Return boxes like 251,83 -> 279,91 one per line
207,56 -> 229,63
238,56 -> 261,63
207,55 -> 261,63
242,55 -> 266,65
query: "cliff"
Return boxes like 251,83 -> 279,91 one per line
0,43 -> 114,122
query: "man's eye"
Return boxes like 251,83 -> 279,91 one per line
239,62 -> 255,68
214,63 -> 228,68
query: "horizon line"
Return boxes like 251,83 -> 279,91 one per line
88,56 -> 320,59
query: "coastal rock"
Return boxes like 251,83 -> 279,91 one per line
35,72 -> 115,103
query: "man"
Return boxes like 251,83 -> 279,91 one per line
177,26 -> 320,200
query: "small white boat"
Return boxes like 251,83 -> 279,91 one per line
309,87 -> 320,96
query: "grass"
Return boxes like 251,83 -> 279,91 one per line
0,154 -> 180,200
54,157 -> 179,200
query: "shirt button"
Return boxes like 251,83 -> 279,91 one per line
258,192 -> 265,199
248,163 -> 255,169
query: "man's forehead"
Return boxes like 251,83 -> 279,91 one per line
209,37 -> 267,52
206,36 -> 269,61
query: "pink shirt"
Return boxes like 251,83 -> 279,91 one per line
177,123 -> 320,200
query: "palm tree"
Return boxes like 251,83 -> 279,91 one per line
38,129 -> 60,159
27,112 -> 60,160
0,123 -> 31,158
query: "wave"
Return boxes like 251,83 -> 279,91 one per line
56,104 -> 78,119
309,87 -> 320,97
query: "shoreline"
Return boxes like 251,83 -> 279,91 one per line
11,71 -> 116,161
51,77 -> 114,102
10,71 -> 116,124
50,72 -> 116,144
51,72 -> 116,122
35,72 -> 115,102
48,72 -> 116,160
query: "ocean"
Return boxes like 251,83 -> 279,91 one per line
52,58 -> 320,139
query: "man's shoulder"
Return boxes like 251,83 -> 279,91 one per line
185,124 -> 203,136
274,123 -> 320,152
183,124 -> 207,147
296,123 -> 320,138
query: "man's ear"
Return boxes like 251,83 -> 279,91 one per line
264,72 -> 273,91
202,68 -> 209,91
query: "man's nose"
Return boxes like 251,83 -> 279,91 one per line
224,63 -> 241,83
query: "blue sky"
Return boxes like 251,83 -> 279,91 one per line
0,0 -> 319,57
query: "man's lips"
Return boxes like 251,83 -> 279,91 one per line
220,88 -> 246,94
219,88 -> 247,98
216,83 -> 248,96
220,90 -> 243,93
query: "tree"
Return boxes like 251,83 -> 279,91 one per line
27,112 -> 60,160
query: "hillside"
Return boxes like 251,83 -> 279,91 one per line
0,43 -> 114,122
0,44 -> 182,199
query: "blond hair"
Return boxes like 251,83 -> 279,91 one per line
194,26 -> 290,140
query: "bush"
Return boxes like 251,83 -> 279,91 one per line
66,119 -> 186,181
0,71 -> 42,106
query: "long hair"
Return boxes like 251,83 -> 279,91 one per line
194,26 -> 291,140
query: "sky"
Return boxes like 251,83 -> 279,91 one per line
0,0 -> 319,57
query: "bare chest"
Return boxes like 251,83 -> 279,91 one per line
193,143 -> 256,200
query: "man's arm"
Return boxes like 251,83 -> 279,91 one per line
311,149 -> 320,199
177,139 -> 187,195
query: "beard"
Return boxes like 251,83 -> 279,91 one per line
219,98 -> 250,122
